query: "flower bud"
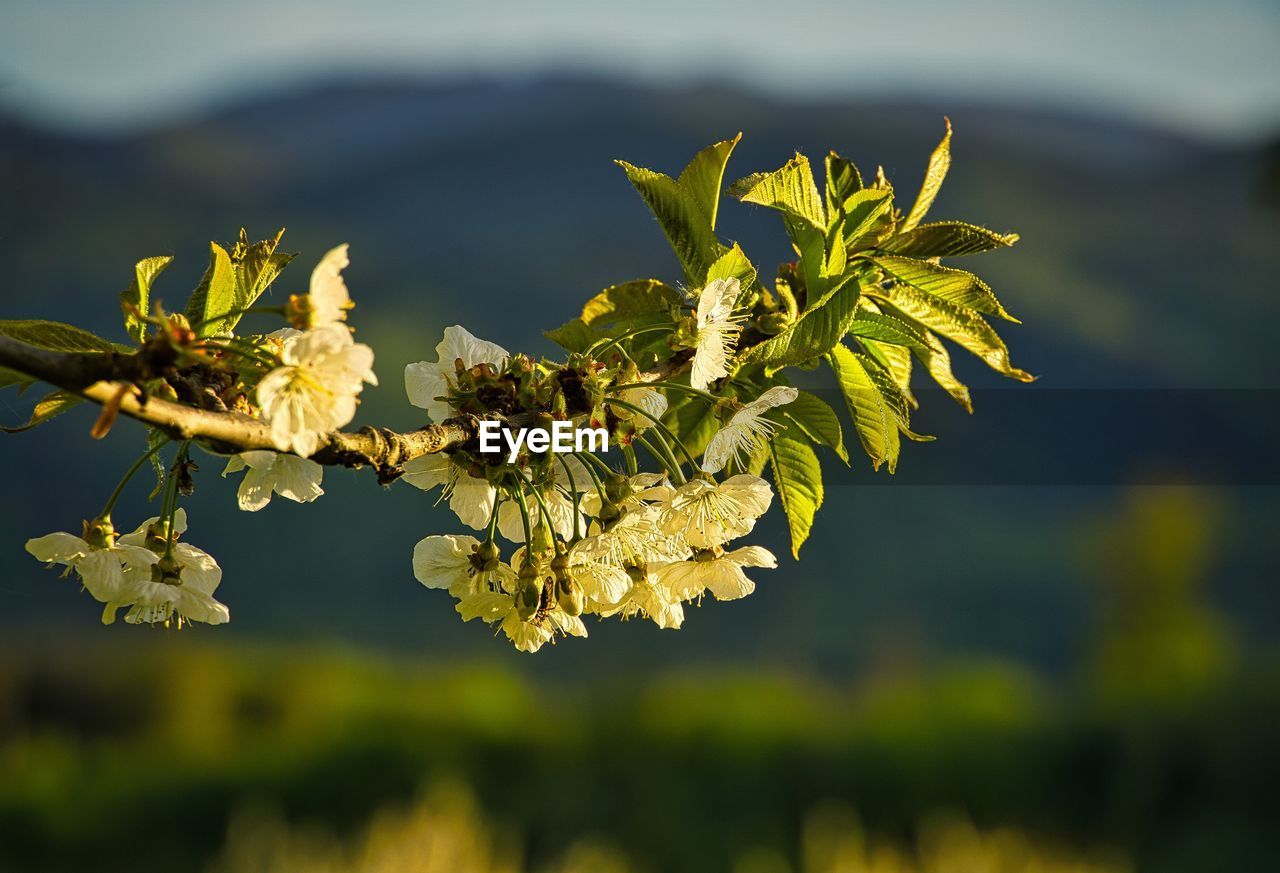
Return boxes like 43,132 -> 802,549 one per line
515,563 -> 542,620
82,516 -> 116,550
556,575 -> 583,616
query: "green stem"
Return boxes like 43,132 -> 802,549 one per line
636,432 -> 686,485
100,437 -> 170,518
622,444 -> 638,476
160,441 -> 190,559
485,496 -> 502,545
573,452 -> 611,509
192,304 -> 286,329
613,381 -> 717,403
604,396 -> 699,473
194,341 -> 278,370
511,480 -> 534,547
557,456 -> 585,541
588,325 -> 674,359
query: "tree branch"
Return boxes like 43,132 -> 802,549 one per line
0,334 -> 476,479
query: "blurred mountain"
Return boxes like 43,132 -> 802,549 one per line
1,76 -> 1277,676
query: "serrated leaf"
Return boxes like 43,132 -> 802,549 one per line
230,230 -> 295,329
0,319 -> 119,353
902,119 -> 952,231
676,134 -> 741,231
825,151 -> 863,218
841,188 -> 896,253
736,274 -> 862,370
871,255 -> 1017,322
729,153 -> 826,230
706,244 -> 757,299
120,255 -> 173,344
769,425 -> 824,558
847,308 -> 930,352
185,242 -> 237,338
855,350 -> 933,443
880,221 -> 1018,257
580,279 -> 681,326
1,390 -> 83,433
616,159 -> 724,285
861,338 -> 916,409
913,329 -> 972,412
879,283 -> 1033,382
826,343 -> 900,472
776,389 -> 847,464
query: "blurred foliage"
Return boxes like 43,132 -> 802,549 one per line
209,781 -> 1129,873
1080,487 -> 1235,703
1,644 -> 1277,872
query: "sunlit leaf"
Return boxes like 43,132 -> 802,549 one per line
185,242 -> 237,338
677,134 -> 741,231
880,221 -> 1018,257
729,153 -> 826,230
0,390 -> 83,433
580,279 -> 681,326
120,255 -> 173,344
736,274 -> 861,370
617,159 -> 724,285
901,119 -> 951,231
871,254 -> 1018,322
879,283 -> 1033,381
769,423 -> 824,558
775,389 -> 848,464
826,343 -> 899,472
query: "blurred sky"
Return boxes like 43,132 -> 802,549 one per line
2,0 -> 1278,141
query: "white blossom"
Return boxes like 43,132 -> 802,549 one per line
659,474 -> 773,549
613,385 -> 668,432
701,386 -> 799,473
594,567 -> 685,629
26,524 -> 155,620
690,277 -> 747,391
222,450 -> 324,511
113,511 -> 229,627
405,325 -> 509,423
657,545 -> 778,601
401,452 -> 496,531
256,324 -> 377,457
306,244 -> 353,328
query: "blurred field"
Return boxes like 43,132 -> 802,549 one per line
1,637 -> 1277,872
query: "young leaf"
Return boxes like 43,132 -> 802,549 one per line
847,308 -> 930,352
769,424 -> 824,558
880,283 -> 1033,381
856,350 -> 933,443
729,153 -> 826,230
616,160 -> 724,285
580,279 -> 682,326
0,319 -> 120,353
880,221 -> 1018,257
841,188 -> 896,253
664,393 -> 719,459
911,328 -> 972,412
735,274 -> 862,370
120,255 -> 173,343
901,119 -> 952,231
870,255 -> 1018,321
676,134 -> 741,230
826,343 -> 900,472
185,243 -> 237,338
776,389 -> 848,464
862,338 -> 916,408
706,244 -> 757,298
825,151 -> 863,218
0,390 -> 83,432
229,230 -> 295,328
544,318 -> 601,354
0,367 -> 32,390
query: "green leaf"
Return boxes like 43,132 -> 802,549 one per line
664,393 -> 719,460
776,389 -> 848,464
826,344 -> 900,472
856,349 -> 933,443
120,255 -> 173,344
229,229 -> 295,329
880,283 -> 1033,382
616,159 -> 724,285
912,329 -> 972,412
0,367 -> 33,390
0,319 -> 119,353
847,308 -> 930,352
580,279 -> 681,327
544,318 -> 602,354
871,255 -> 1018,321
902,119 -> 952,231
706,244 -> 757,298
769,424 -> 824,558
841,188 -> 896,253
861,338 -> 916,409
736,274 -> 862,370
729,153 -> 826,230
824,151 -> 863,218
185,242 -> 237,338
676,134 -> 741,231
1,390 -> 83,432
880,221 -> 1018,257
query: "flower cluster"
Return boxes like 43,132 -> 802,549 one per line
402,275 -> 792,652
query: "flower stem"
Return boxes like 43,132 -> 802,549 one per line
573,452 -> 611,508
100,437 -> 170,518
160,441 -> 190,559
603,396 -> 700,474
612,381 -> 717,403
622,444 -> 638,476
588,325 -> 673,359
191,304 -> 286,329
636,432 -> 685,485
511,480 -> 534,547
557,456 -> 585,541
